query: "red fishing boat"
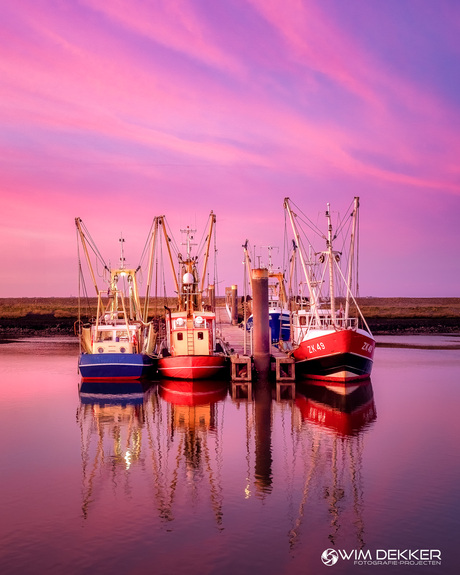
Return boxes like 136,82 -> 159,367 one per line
284,197 -> 375,384
157,212 -> 230,380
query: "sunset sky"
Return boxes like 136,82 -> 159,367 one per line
1,0 -> 459,298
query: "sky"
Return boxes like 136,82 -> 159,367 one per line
1,0 -> 459,298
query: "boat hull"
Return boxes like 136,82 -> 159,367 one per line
159,379 -> 228,405
295,379 -> 376,435
79,353 -> 156,382
157,355 -> 228,380
292,329 -> 375,384
247,309 -> 291,343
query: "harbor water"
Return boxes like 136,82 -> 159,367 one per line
0,335 -> 458,574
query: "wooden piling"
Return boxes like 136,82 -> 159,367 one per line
252,268 -> 270,379
208,283 -> 215,310
231,285 -> 238,325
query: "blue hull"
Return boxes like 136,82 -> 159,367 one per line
79,381 -> 151,404
79,353 -> 156,381
246,310 -> 291,343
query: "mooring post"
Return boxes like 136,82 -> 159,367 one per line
231,284 -> 238,325
252,268 -> 270,378
208,283 -> 215,311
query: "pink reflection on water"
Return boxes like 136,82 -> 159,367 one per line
1,338 -> 459,573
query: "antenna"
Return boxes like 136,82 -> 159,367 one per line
180,226 -> 197,259
119,234 -> 126,270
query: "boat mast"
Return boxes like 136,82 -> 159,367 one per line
200,211 -> 216,299
75,217 -> 101,296
345,197 -> 359,320
143,217 -> 160,319
288,240 -> 297,301
242,240 -> 253,293
283,198 -> 321,323
326,203 -> 336,323
158,216 -> 180,296
180,225 -> 197,314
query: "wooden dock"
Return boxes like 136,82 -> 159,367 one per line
216,306 -> 295,382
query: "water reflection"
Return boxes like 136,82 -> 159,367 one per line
254,381 -> 273,497
291,380 -> 376,549
77,381 -> 153,519
76,376 -> 376,550
295,380 -> 376,436
153,379 -> 227,527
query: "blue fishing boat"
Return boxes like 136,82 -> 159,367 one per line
75,218 -> 157,382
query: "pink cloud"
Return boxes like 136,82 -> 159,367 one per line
0,1 -> 459,296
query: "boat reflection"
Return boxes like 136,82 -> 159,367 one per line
288,380 -> 376,549
295,378 -> 376,436
159,379 -> 228,406
151,379 -> 228,527
77,381 -> 153,519
76,376 -> 377,547
79,380 -> 153,404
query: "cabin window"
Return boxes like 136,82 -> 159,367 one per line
177,332 -> 184,341
299,316 -> 307,326
197,332 -> 204,340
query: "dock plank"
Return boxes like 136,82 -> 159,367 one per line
216,306 -> 286,358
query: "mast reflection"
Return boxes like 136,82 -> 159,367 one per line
290,379 -> 377,549
77,381 -> 152,519
154,379 -> 228,527
76,376 -> 377,548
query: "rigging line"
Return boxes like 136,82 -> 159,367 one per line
336,209 -> 353,253
79,220 -> 109,270
356,207 -> 360,296
195,217 -> 209,260
137,218 -> 156,270
76,226 -> 82,325
76,231 -> 92,316
213,219 -> 219,295
294,215 -> 318,261
334,198 -> 355,238
163,217 -> 181,266
333,257 -> 371,333
288,198 -> 325,238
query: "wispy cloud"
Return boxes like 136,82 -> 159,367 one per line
0,0 -> 459,295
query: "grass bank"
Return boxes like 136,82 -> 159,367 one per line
0,297 -> 459,336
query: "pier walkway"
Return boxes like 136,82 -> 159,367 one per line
216,306 -> 295,382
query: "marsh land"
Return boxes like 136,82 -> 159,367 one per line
0,297 -> 459,336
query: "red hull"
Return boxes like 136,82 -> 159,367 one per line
159,379 -> 228,405
295,381 -> 377,436
293,329 -> 375,383
157,355 -> 228,380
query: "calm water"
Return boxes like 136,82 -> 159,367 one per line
0,335 -> 459,575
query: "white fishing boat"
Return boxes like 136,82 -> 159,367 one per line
284,197 -> 375,384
